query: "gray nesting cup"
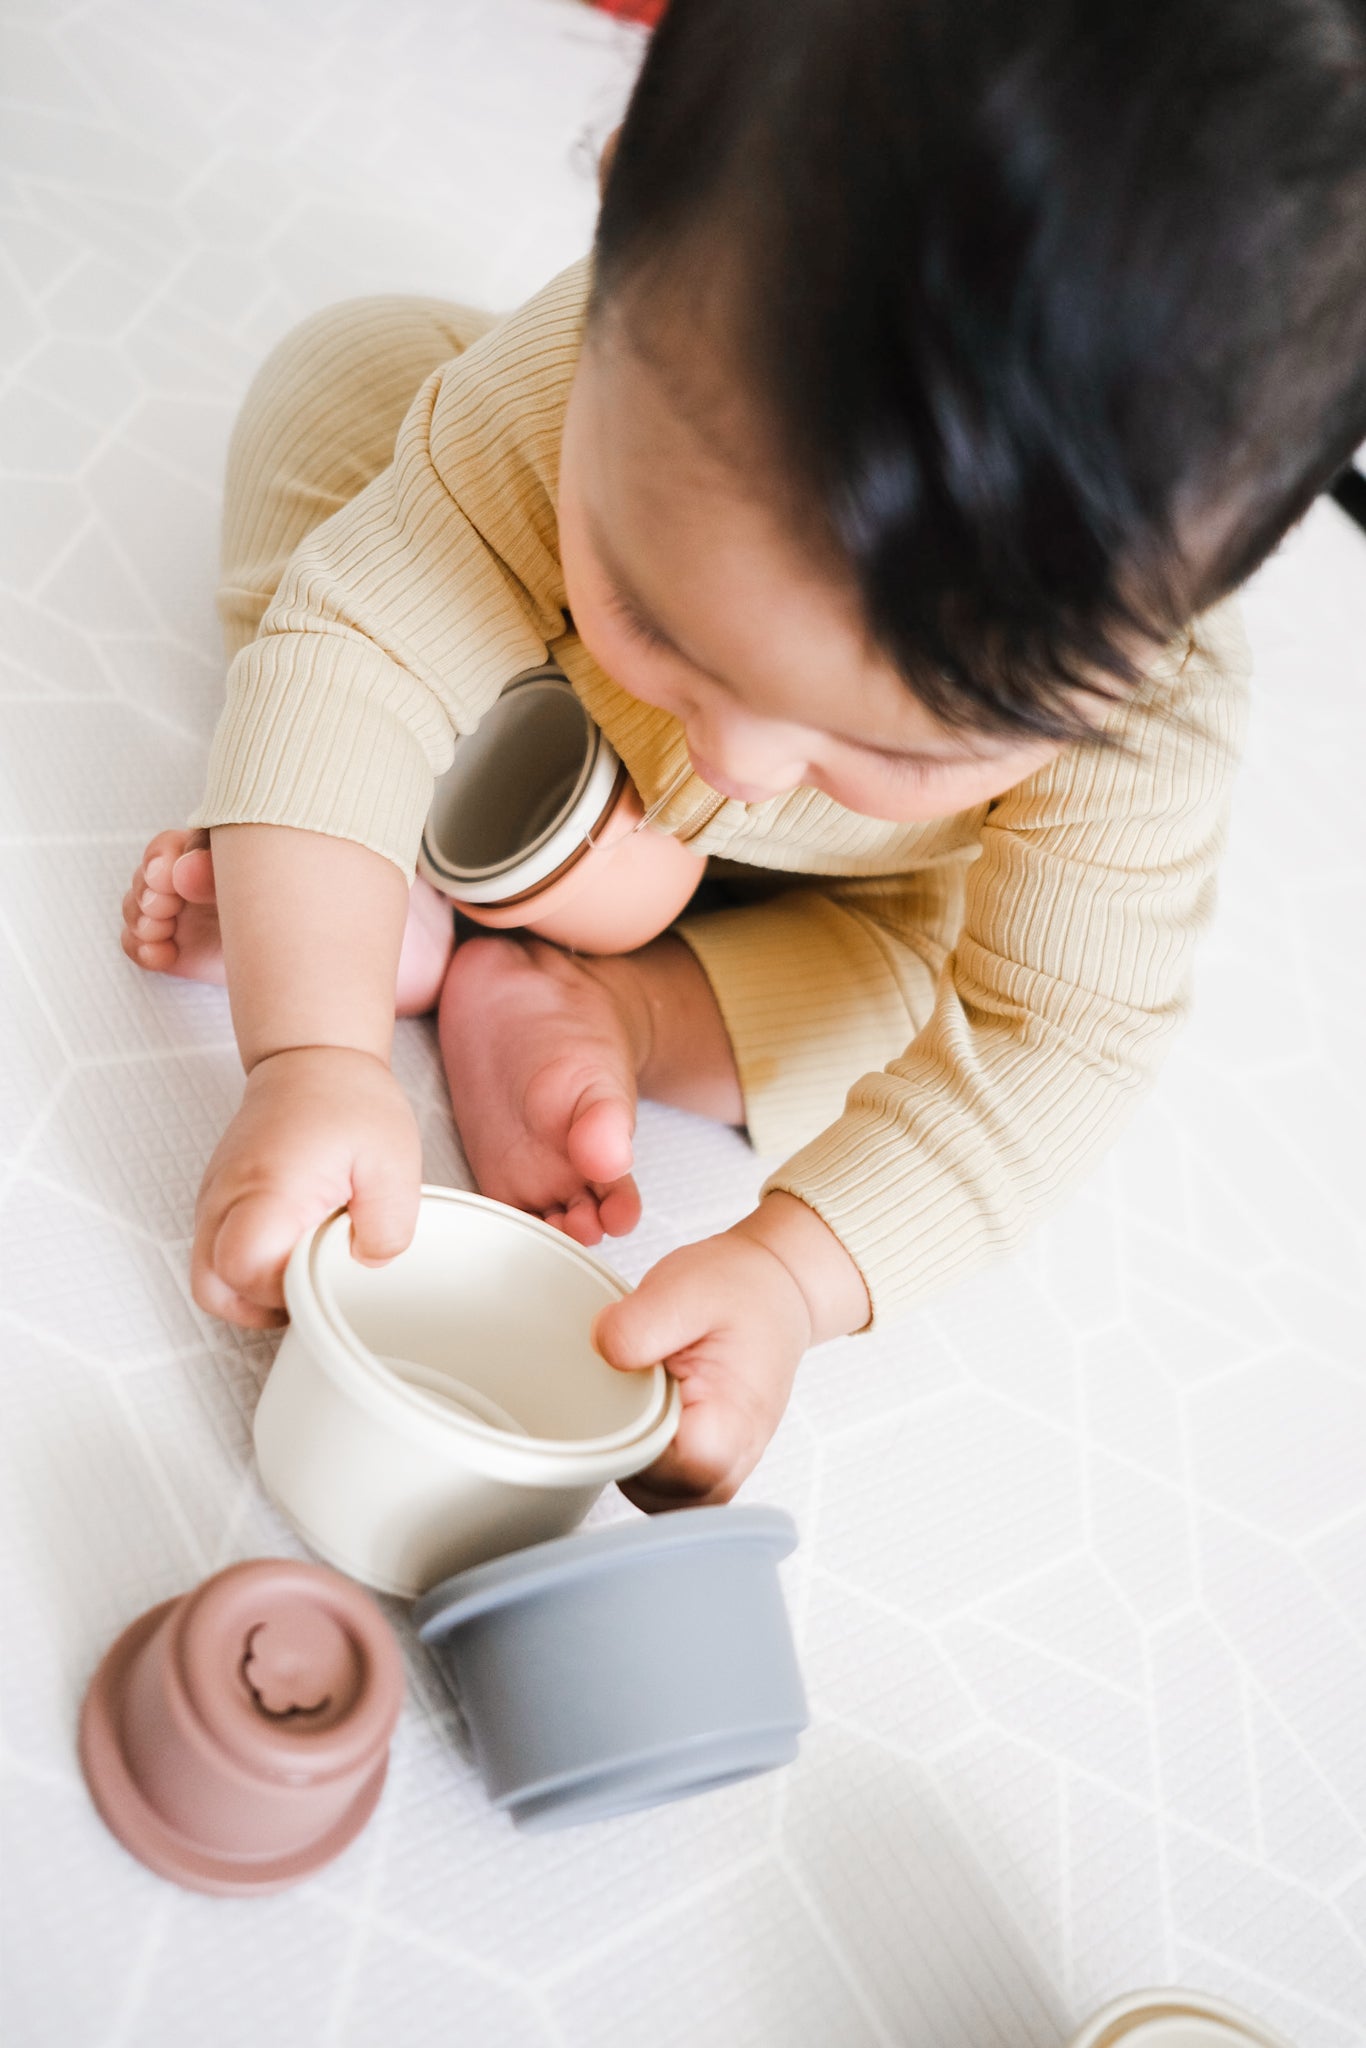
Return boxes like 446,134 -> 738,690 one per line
412,1507 -> 807,1830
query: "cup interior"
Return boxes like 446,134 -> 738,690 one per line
426,680 -> 594,877
377,1357 -> 529,1436
310,1193 -> 664,1451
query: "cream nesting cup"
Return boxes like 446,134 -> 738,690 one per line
253,1188 -> 680,1598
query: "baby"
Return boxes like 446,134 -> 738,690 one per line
121,0 -> 1366,1508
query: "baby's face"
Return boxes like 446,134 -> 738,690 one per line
559,326 -> 1069,821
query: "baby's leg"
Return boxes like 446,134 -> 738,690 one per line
218,295 -> 497,659
439,866 -> 959,1246
122,828 -> 454,1017
125,298 -> 496,1014
514,818 -> 707,955
438,929 -> 741,1246
436,821 -> 710,1238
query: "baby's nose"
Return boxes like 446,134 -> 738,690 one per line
685,714 -> 806,804
687,752 -> 788,804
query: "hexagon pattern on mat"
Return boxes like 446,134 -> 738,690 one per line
2,3 -> 1364,2044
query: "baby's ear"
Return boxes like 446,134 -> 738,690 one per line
597,126 -> 621,200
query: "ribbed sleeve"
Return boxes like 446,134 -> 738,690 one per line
762,602 -> 1252,1323
191,255 -> 1252,1332
191,261 -> 592,876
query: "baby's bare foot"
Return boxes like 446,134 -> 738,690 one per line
395,874 -> 457,1016
121,828 -> 225,983
438,934 -> 646,1245
120,828 -> 455,1014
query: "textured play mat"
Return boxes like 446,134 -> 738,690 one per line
2,3 -> 1364,2042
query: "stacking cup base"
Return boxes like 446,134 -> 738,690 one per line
79,1601 -> 388,1896
251,1485 -> 410,1602
504,1723 -> 802,1832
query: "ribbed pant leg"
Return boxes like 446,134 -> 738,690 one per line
676,864 -> 969,1156
218,298 -> 498,658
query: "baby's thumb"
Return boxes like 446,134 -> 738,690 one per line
348,1159 -> 421,1269
594,1254 -> 707,1372
209,1189 -> 308,1314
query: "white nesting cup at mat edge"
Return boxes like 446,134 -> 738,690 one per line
252,1187 -> 680,1600
1066,1990 -> 1296,2048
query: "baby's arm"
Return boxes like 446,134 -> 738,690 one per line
598,605 -> 1250,1503
594,1184 -> 871,1508
192,824 -> 421,1325
763,603 -> 1253,1320
181,273 -> 594,1319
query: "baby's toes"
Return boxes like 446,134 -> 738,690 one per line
122,864 -> 183,968
140,826 -> 194,895
595,1176 -> 642,1238
557,1190 -> 607,1247
123,862 -> 174,927
124,879 -> 178,929
564,1091 -> 635,1189
170,844 -> 216,904
543,1173 -> 641,1246
122,886 -> 173,962
120,927 -> 178,972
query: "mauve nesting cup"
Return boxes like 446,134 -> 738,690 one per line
79,1560 -> 403,1895
414,1506 -> 808,1831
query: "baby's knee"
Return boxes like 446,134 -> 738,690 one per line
220,295 -> 485,654
517,828 -> 707,956
241,296 -> 492,434
394,876 -> 456,1017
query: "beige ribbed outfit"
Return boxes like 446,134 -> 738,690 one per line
192,257 -> 1250,1324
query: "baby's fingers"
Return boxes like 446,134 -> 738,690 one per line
196,1189 -> 309,1321
593,1247 -> 711,1370
191,1262 -> 288,1331
620,1389 -> 746,1511
348,1134 -> 423,1267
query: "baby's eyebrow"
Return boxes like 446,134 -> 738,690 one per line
591,521 -> 682,644
858,733 -> 1008,765
612,573 -> 680,649
591,514 -> 1018,763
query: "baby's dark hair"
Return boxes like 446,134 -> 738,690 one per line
592,0 -> 1366,738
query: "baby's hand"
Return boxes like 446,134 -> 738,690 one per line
593,1194 -> 870,1508
192,1047 -> 422,1328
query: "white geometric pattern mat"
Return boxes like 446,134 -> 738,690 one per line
2,4 -> 1364,2043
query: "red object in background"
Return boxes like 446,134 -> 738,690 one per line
588,0 -> 667,23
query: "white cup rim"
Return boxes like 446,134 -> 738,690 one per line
1066,1992 -> 1296,2048
284,1189 -> 679,1483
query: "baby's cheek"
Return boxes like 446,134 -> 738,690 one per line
574,611 -> 679,720
824,751 -> 1052,821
